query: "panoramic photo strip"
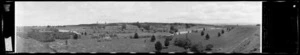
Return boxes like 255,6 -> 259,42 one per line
15,2 -> 261,53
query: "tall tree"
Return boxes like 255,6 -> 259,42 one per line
218,32 -> 221,37
170,26 -> 178,34
133,33 -> 139,39
164,39 -> 170,47
155,41 -> 163,52
201,31 -> 205,36
221,30 -> 225,34
205,34 -> 210,40
150,35 -> 156,42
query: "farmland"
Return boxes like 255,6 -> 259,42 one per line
15,23 -> 260,53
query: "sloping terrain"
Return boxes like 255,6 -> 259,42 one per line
15,24 -> 260,53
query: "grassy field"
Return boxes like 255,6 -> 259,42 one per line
15,23 -> 260,53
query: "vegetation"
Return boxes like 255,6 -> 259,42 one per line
169,26 -> 178,34
173,37 -> 192,50
205,44 -> 214,51
150,35 -> 156,42
221,30 -> 225,34
205,34 -> 210,40
201,31 -> 205,36
27,32 -> 55,42
218,32 -> 221,37
155,41 -> 163,52
133,33 -> 139,39
164,36 -> 172,47
190,42 -> 205,52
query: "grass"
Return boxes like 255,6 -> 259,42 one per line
15,24 -> 260,53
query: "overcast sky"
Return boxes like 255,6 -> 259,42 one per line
16,2 -> 261,26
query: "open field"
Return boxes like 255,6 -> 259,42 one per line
15,23 -> 260,53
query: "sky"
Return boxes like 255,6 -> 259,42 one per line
16,2 -> 262,26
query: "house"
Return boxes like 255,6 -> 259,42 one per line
39,28 -> 58,32
58,29 -> 80,35
58,29 -> 70,32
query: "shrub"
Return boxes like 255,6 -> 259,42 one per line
190,42 -> 205,53
205,44 -> 214,51
150,35 -> 156,42
155,41 -> 163,52
73,34 -> 79,39
173,38 -> 192,50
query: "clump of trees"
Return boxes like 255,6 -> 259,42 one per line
121,24 -> 126,31
185,24 -> 196,29
150,35 -> 156,42
73,34 -> 79,39
169,26 -> 178,34
27,32 -> 55,42
164,36 -> 173,47
173,37 -> 192,50
155,41 -> 163,52
205,44 -> 214,51
190,42 -> 205,52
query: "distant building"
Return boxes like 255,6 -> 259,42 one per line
39,28 -> 58,32
58,29 -> 80,35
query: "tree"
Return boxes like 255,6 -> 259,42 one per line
133,33 -> 139,39
47,25 -> 50,28
121,24 -> 126,31
164,36 -> 172,47
201,31 -> 205,36
218,32 -> 221,37
170,26 -> 178,34
221,30 -> 225,34
150,35 -> 156,42
73,34 -> 79,39
173,37 -> 192,50
190,42 -> 205,53
205,44 -> 214,51
143,25 -> 151,31
205,34 -> 210,40
155,41 -> 163,52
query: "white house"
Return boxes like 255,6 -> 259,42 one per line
58,29 -> 70,32
58,29 -> 80,35
175,31 -> 189,35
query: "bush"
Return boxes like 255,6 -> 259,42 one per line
190,43 -> 205,53
205,44 -> 214,51
150,35 -> 156,42
155,41 -> 163,52
173,38 -> 192,50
